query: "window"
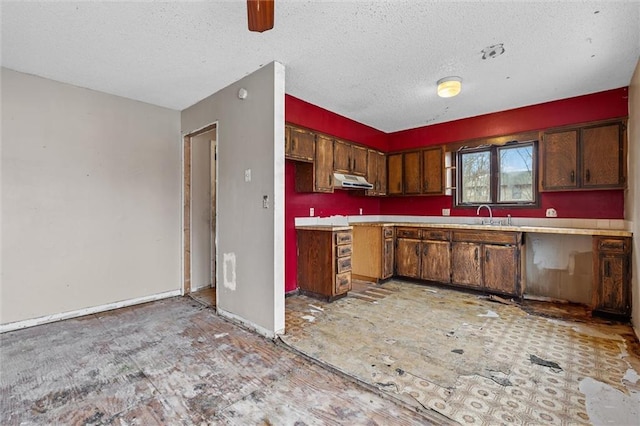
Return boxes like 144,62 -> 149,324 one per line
456,141 -> 537,207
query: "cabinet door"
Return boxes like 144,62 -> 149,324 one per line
421,240 -> 450,282
288,127 -> 315,162
403,151 -> 422,195
366,150 -> 381,195
422,147 -> 444,194
351,145 -> 368,176
382,237 -> 394,279
315,135 -> 334,192
541,130 -> 578,190
285,126 -> 291,154
333,139 -> 351,173
395,238 -> 421,278
582,123 -> 623,188
451,242 -> 482,288
377,151 -> 387,195
483,245 -> 518,295
388,153 -> 403,195
594,254 -> 628,314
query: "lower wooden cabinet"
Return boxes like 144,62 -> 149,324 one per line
394,227 -> 523,298
352,225 -> 394,282
592,236 -> 631,317
297,228 -> 352,300
451,230 -> 523,297
395,228 -> 452,283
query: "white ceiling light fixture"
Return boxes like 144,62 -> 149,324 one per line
437,76 -> 462,98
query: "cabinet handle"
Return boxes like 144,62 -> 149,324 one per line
485,250 -> 489,262
605,260 -> 610,277
586,169 -> 591,182
329,174 -> 332,186
415,245 -> 419,256
424,180 -> 428,191
570,170 -> 575,183
475,247 -> 479,261
354,158 -> 356,170
292,138 -> 296,150
423,245 -> 428,256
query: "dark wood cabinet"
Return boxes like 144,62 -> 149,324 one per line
295,134 -> 334,193
403,151 -> 422,195
285,125 -> 315,162
396,228 -> 451,283
297,228 -> 352,300
592,236 -> 631,317
451,242 -> 482,288
422,147 -> 444,194
352,225 -> 395,282
366,149 -> 387,196
386,148 -> 445,196
451,230 -> 522,297
541,120 -> 626,191
334,139 -> 368,176
387,154 -> 403,195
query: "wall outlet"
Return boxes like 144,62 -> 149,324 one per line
244,169 -> 251,182
546,208 -> 557,217
442,208 -> 451,216
309,207 -> 314,217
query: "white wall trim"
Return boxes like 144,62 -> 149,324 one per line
217,307 -> 284,339
0,290 -> 181,334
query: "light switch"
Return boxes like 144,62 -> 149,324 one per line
263,195 -> 269,209
244,169 -> 251,182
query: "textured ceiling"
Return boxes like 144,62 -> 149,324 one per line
2,1 -> 639,132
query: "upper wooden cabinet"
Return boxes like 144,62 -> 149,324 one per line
366,149 -> 387,196
294,133 -> 334,193
386,147 -> 445,196
285,126 -> 315,162
422,147 -> 444,194
334,139 -> 368,176
540,120 -> 626,191
387,153 -> 403,195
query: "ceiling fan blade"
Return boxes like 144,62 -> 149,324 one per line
247,0 -> 274,32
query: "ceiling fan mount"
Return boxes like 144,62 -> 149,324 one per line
247,0 -> 274,33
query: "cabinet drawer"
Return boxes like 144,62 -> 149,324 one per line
452,230 -> 519,245
335,232 -> 352,245
597,238 -> 629,253
337,256 -> 352,273
383,227 -> 394,239
423,229 -> 450,241
396,228 -> 421,239
335,272 -> 351,294
336,244 -> 352,258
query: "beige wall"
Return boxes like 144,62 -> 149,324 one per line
1,68 -> 182,326
181,62 -> 285,337
628,58 -> 640,339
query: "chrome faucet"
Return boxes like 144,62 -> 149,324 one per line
476,204 -> 493,225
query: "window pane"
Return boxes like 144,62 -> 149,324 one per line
460,151 -> 491,203
498,145 -> 533,203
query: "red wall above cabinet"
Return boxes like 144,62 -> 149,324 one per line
387,87 -> 629,150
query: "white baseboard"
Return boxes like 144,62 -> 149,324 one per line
217,307 -> 284,339
0,289 -> 181,334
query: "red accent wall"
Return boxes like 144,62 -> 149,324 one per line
387,87 -> 629,149
285,89 -> 629,292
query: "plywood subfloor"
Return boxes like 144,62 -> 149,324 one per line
190,286 -> 216,307
0,297 -> 441,425
283,280 -> 640,425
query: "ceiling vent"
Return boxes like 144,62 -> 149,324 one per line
481,43 -> 505,60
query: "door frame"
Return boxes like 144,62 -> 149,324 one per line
182,123 -> 218,295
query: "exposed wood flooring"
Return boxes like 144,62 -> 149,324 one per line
190,286 -> 216,308
0,296 -> 440,425
283,280 -> 640,425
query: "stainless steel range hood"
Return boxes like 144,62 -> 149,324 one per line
333,173 -> 373,190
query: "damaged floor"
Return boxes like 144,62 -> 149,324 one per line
283,280 -> 640,425
0,296 -> 443,425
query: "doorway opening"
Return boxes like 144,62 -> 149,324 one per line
183,124 -> 217,307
